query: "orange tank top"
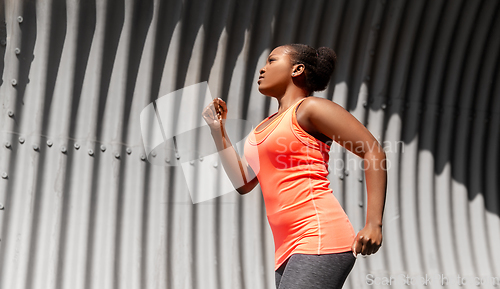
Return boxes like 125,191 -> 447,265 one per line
244,98 -> 356,271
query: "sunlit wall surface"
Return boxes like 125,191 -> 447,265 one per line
0,0 -> 499,288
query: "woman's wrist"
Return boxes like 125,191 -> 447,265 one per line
366,220 -> 383,228
210,126 -> 224,139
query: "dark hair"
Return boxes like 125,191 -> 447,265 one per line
284,44 -> 337,93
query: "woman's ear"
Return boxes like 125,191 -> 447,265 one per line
292,64 -> 305,77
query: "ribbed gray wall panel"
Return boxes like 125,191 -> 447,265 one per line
0,0 -> 499,288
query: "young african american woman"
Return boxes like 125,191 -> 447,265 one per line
203,44 -> 386,289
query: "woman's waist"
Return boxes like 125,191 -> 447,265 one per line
267,203 -> 353,242
264,191 -> 347,224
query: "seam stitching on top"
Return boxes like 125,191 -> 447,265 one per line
307,149 -> 322,255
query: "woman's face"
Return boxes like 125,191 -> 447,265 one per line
258,46 -> 294,97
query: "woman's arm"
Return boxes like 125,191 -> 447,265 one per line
203,98 -> 259,195
297,97 -> 387,256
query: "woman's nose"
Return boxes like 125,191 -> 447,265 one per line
259,66 -> 265,74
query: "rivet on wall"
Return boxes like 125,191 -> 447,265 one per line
1,172 -> 8,179
7,110 -> 14,117
0,39 -> 6,46
47,140 -> 53,147
140,155 -> 146,161
33,145 -> 39,151
11,79 -> 17,86
199,156 -> 203,161
358,177 -> 363,182
17,16 -> 23,23
190,160 -> 194,165
381,103 -> 387,110
164,158 -> 170,163
213,162 -> 218,168
175,153 -> 180,160
345,170 -> 349,176
151,151 -> 156,157
0,203 -> 4,210
126,148 -> 132,154
339,174 -> 344,180
18,137 -> 25,144
4,142 -> 11,148
100,145 -> 106,152
74,143 -> 80,150
359,202 -> 364,207
115,153 -> 120,159
61,146 -> 67,153
14,48 -> 21,55
88,149 -> 94,156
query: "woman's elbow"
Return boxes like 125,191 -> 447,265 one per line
236,188 -> 249,195
363,147 -> 387,163
236,178 -> 258,195
236,186 -> 253,195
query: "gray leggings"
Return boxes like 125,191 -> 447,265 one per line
275,251 -> 356,289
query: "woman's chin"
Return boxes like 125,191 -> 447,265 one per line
258,84 -> 280,97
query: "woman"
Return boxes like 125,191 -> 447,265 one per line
202,44 -> 386,289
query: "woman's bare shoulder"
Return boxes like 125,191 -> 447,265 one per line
300,96 -> 344,115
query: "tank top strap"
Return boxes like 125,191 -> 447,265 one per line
292,98 -> 307,113
290,98 -> 331,152
284,98 -> 307,125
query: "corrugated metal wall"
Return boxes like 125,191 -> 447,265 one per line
0,0 -> 499,288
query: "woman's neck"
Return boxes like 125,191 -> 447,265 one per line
275,87 -> 309,113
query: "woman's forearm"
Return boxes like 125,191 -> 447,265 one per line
210,125 -> 252,192
363,149 -> 387,227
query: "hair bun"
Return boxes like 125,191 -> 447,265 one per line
316,47 -> 337,74
313,47 -> 336,91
